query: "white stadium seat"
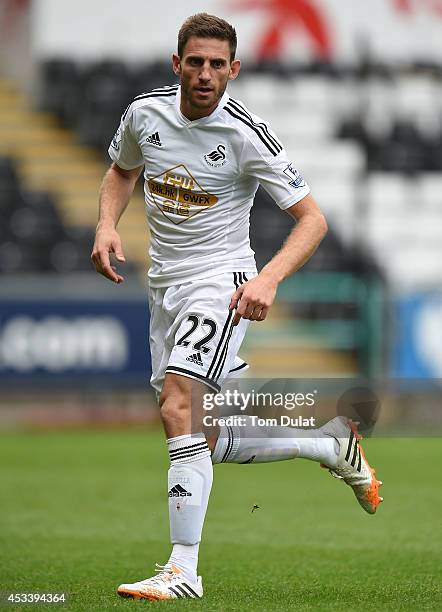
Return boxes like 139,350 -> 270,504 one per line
231,75 -> 279,108
269,110 -> 336,142
366,173 -> 410,215
394,75 -> 438,121
384,245 -> 442,290
225,78 -> 336,140
310,178 -> 359,245
288,141 -> 365,179
361,77 -> 396,118
328,79 -> 360,120
418,174 -> 442,210
229,75 -> 441,291
290,76 -> 334,111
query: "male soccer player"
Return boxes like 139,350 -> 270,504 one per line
92,13 -> 383,601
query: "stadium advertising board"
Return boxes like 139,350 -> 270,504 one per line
0,300 -> 151,386
394,292 -> 442,378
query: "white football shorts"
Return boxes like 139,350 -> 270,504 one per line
148,271 -> 255,394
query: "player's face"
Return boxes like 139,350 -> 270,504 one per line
173,37 -> 240,120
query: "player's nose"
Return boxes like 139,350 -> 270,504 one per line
199,61 -> 212,81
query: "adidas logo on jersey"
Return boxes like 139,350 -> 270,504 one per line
146,131 -> 162,146
168,484 -> 192,497
186,352 -> 203,366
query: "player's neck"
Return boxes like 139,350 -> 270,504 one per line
180,98 -> 220,121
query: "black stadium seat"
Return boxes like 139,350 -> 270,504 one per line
338,117 -> 442,173
134,61 -> 178,95
52,225 -> 96,272
40,59 -> 82,126
0,155 -> 113,274
76,61 -> 135,150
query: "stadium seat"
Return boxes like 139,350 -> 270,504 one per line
250,187 -> 294,269
365,215 -> 414,252
0,154 -> 109,273
290,76 -> 334,111
9,203 -> 61,246
329,79 -> 360,120
418,174 -> 442,210
362,76 -> 395,119
270,110 -> 336,142
50,231 -> 94,273
289,141 -> 365,179
0,158 -> 22,237
0,156 -> 19,181
311,178 -> 358,245
40,59 -> 83,126
134,61 -> 178,95
366,173 -> 410,215
74,61 -> 134,149
394,75 -> 438,123
385,245 -> 442,289
0,240 -> 51,273
234,75 -> 281,111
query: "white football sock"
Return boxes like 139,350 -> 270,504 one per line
166,433 -> 212,583
211,416 -> 338,467
167,543 -> 199,582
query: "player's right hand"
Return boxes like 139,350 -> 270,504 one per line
91,226 -> 126,284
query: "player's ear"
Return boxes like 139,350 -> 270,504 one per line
229,59 -> 241,81
172,54 -> 181,76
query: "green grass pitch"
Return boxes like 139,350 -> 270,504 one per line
1,429 -> 441,611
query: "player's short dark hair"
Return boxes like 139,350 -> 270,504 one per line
178,13 -> 237,61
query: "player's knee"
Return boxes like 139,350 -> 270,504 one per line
159,375 -> 192,428
204,428 -> 219,452
159,394 -> 190,428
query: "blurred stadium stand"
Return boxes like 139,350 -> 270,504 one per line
35,59 -> 442,293
0,155 -> 94,273
0,78 -> 147,269
40,59 -> 178,151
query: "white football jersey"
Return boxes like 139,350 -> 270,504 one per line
108,84 -> 310,288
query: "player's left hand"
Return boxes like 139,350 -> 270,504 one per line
229,274 -> 278,326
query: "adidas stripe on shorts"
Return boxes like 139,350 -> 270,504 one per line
148,271 -> 255,394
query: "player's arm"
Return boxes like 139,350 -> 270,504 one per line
91,162 -> 143,283
230,193 -> 327,325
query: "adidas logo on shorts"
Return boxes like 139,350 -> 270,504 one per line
186,352 -> 203,366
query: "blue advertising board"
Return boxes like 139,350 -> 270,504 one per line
0,300 -> 151,387
394,292 -> 442,378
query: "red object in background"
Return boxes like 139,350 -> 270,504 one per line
229,0 -> 332,60
393,0 -> 442,15
1,0 -> 30,38
394,0 -> 412,10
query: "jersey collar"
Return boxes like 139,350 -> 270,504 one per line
175,86 -> 229,127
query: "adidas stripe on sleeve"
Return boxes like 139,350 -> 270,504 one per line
226,98 -> 310,210
110,85 -> 179,170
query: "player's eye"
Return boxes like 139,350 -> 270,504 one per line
211,60 -> 224,69
188,57 -> 203,67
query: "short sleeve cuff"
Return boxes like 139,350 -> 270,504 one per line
108,147 -> 143,171
277,184 -> 311,210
